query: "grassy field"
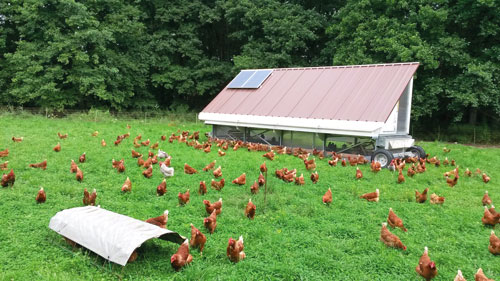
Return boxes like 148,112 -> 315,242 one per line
0,113 -> 498,281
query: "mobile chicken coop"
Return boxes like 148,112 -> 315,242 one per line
198,62 -> 424,167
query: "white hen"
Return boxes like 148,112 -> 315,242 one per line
160,163 -> 174,177
158,149 -> 169,159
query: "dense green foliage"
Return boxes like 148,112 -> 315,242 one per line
0,0 -> 499,128
0,115 -> 499,280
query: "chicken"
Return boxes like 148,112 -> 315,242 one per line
407,166 -> 416,177
82,188 -> 90,205
454,270 -> 466,281
150,142 -> 159,150
203,145 -> 211,153
88,189 -> 97,206
57,132 -> 68,139
75,167 -> 83,182
204,210 -> 217,234
262,151 -> 275,161
131,149 -> 142,158
442,157 -> 450,166
53,143 -> 61,152
356,167 -> 363,180
227,236 -> 246,263
184,163 -> 197,174
79,153 -> 86,163
70,160 -> 78,173
157,149 -> 168,159
122,177 -> 132,192
295,174 -> 305,185
232,173 -> 246,185
370,161 -> 381,172
204,198 -> 222,215
310,171 -> 319,184
446,174 -> 459,187
387,159 -> 396,172
360,189 -> 379,202
260,162 -> 267,173
430,193 -> 445,205
141,139 -> 150,146
142,166 -> 153,178
304,158 -> 316,170
12,136 -> 23,142
143,157 -> 152,168
211,178 -> 225,190
0,161 -> 8,171
160,163 -> 174,177
178,189 -> 190,205
146,210 -> 169,228
397,169 -> 405,183
380,222 -> 406,250
101,139 -> 106,146
258,173 -> 265,186
35,187 -> 46,203
0,149 -> 9,157
451,159 -> 456,166
1,169 -> 15,187
245,199 -> 256,219
387,208 -> 407,232
203,160 -> 216,171
157,179 -> 166,196
251,181 -> 259,194
189,223 -> 207,255
218,149 -> 226,157
415,188 -> 429,203
322,188 -> 333,205
29,160 -> 47,170
489,230 -> 500,255
212,166 -> 222,178
464,168 -> 472,177
443,147 -> 451,153
91,131 -> 99,137
489,205 -> 500,221
170,239 -> 193,271
116,161 -> 125,173
416,246 -> 437,280
199,181 -> 207,195
482,206 -> 498,226
483,173 -> 490,183
475,268 -> 494,281
329,158 -> 338,167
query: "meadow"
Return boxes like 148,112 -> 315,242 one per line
0,113 -> 498,281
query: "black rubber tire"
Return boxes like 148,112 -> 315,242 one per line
371,149 -> 394,168
406,145 -> 426,159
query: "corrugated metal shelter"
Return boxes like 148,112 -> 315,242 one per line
199,62 -> 420,156
49,206 -> 185,266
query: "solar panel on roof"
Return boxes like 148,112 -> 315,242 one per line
227,69 -> 273,89
242,69 -> 273,88
227,71 -> 255,88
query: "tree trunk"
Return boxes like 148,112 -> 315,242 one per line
469,108 -> 477,125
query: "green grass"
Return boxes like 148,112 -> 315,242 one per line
0,114 -> 499,280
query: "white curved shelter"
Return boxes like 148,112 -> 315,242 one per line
49,206 -> 185,266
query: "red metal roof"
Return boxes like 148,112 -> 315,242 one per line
201,62 -> 419,123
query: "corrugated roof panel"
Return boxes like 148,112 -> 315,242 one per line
201,62 -> 419,123
237,70 -> 286,115
370,65 -> 416,121
270,68 -> 325,117
252,69 -> 304,116
311,66 -> 363,120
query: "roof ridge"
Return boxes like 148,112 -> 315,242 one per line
242,62 -> 419,72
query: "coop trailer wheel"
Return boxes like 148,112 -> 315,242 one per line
372,149 -> 393,168
406,145 -> 426,159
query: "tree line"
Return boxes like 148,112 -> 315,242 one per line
0,0 -> 498,128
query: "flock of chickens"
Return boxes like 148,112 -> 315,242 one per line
1,128 -> 499,279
